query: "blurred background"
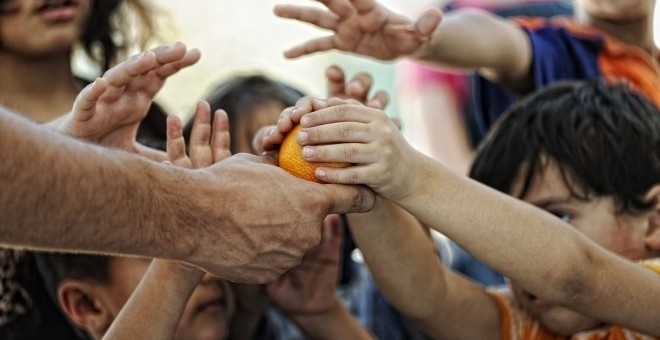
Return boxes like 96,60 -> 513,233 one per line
76,0 -> 660,150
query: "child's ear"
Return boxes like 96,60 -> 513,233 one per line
58,280 -> 114,339
644,185 -> 660,251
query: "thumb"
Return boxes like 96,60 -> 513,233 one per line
324,184 -> 375,214
415,8 -> 443,37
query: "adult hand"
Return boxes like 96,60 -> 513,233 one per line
52,42 -> 200,158
267,214 -> 343,314
178,153 -> 374,283
274,0 -> 442,60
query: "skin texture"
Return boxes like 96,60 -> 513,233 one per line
259,98 -> 660,337
100,69 -> 379,340
0,44 -> 376,283
99,103 -> 235,340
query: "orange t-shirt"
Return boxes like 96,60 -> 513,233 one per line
487,259 -> 660,340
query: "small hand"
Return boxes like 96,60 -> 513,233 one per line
274,0 -> 442,60
267,214 -> 344,315
62,42 -> 201,154
325,65 -> 388,109
166,101 -> 231,169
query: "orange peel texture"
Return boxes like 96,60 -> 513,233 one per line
278,124 -> 350,182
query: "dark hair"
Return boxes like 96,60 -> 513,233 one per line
81,0 -> 159,71
183,74 -> 305,152
469,80 -> 660,214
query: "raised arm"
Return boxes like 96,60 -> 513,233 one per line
346,198 -> 500,339
275,0 -> 531,87
47,42 -> 201,161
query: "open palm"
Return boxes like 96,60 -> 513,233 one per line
64,42 -> 200,152
275,0 -> 442,60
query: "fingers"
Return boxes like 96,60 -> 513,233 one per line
211,109 -> 232,162
283,36 -> 337,59
344,72 -> 373,102
71,78 -> 108,122
153,48 -> 202,80
415,8 -> 443,37
299,104 -> 374,128
102,50 -> 157,88
315,0 -> 356,20
166,115 -> 191,168
189,101 -> 212,151
321,214 -> 344,247
253,125 -> 276,154
274,5 -> 338,30
325,65 -> 346,99
323,183 -> 375,214
368,90 -> 389,109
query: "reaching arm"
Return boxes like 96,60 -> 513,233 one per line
291,102 -> 660,336
102,261 -> 204,340
346,198 -> 501,339
275,1 -> 531,89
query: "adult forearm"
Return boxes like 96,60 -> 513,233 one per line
0,109 -> 192,260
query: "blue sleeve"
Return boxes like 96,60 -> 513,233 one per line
466,22 -> 603,144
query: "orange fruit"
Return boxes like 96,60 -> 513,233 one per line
278,124 -> 350,182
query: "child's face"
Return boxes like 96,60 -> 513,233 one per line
575,0 -> 654,22
103,258 -> 235,340
508,159 -> 654,335
234,101 -> 287,154
0,0 -> 90,57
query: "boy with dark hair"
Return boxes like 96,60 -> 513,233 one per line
263,79 -> 660,337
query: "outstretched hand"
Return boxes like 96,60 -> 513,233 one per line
54,42 -> 201,157
274,0 -> 442,60
267,214 -> 344,315
255,66 -> 389,154
166,101 -> 231,169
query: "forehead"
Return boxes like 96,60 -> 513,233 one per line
510,159 -> 576,202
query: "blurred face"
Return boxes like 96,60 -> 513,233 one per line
575,0 -> 654,22
103,258 -> 235,340
0,0 -> 90,57
233,100 -> 286,154
508,160 -> 653,335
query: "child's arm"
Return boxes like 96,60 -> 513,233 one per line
103,102 -> 232,340
267,215 -> 374,340
46,42 -> 201,161
289,101 -> 660,336
346,198 -> 501,339
275,0 -> 531,91
102,261 -> 204,340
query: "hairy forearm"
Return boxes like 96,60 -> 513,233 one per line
414,9 -> 530,85
0,109 -> 194,260
347,198 -> 446,322
103,260 -> 204,340
400,154 -> 660,334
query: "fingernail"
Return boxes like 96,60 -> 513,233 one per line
315,168 -> 327,178
303,146 -> 314,158
297,131 -> 308,143
300,116 -> 310,127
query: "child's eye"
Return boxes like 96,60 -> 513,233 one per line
549,211 -> 572,223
